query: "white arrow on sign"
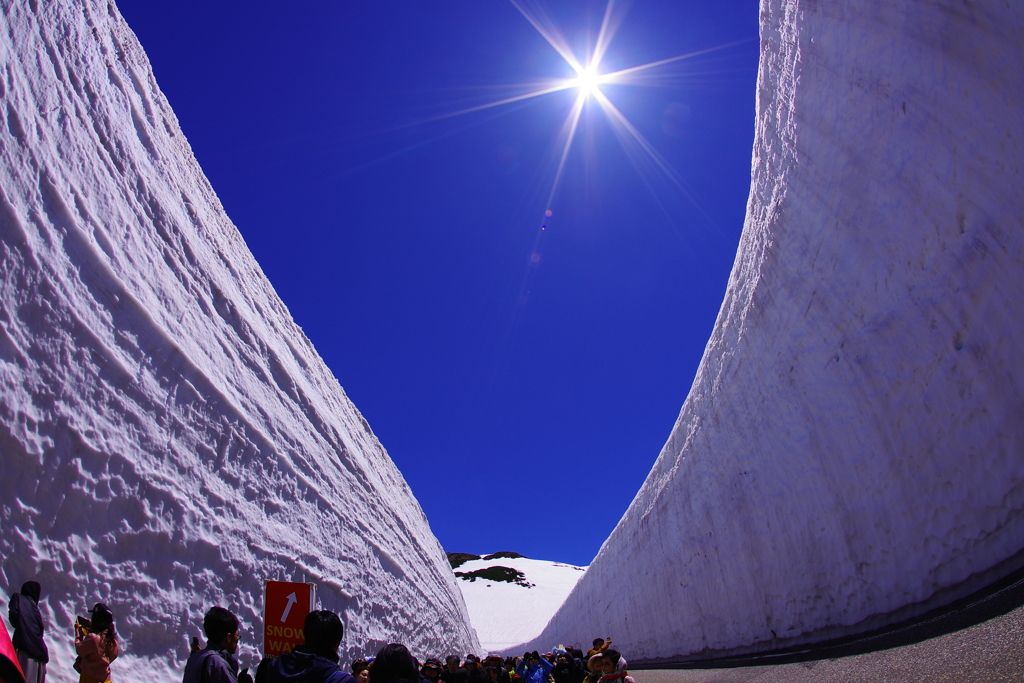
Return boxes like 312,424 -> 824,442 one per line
280,592 -> 297,623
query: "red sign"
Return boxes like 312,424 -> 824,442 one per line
264,581 -> 314,656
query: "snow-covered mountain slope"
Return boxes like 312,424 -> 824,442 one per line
516,0 -> 1024,663
0,1 -> 479,679
453,556 -> 586,653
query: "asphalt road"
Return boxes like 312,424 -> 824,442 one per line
631,604 -> 1024,683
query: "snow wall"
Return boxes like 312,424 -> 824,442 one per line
518,0 -> 1024,663
0,1 -> 480,678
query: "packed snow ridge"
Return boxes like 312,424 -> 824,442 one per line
0,1 -> 479,679
515,0 -> 1024,664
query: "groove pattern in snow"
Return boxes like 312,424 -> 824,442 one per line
516,0 -> 1024,662
0,1 -> 480,678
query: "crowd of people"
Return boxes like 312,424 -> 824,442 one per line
3,581 -> 636,683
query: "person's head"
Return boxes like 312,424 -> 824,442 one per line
597,651 -> 621,675
369,643 -> 419,683
90,604 -> 114,634
483,666 -> 499,682
446,656 -> 460,672
482,655 -> 503,669
591,639 -> 604,649
203,607 -> 240,652
421,659 -> 442,681
304,610 -> 344,659
527,653 -> 540,667
352,659 -> 370,683
464,655 -> 479,670
19,582 -> 41,603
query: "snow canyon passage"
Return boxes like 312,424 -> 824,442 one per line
518,0 -> 1024,664
0,0 -> 1022,678
0,0 -> 480,678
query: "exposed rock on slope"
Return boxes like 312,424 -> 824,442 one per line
0,1 -> 479,678
520,0 -> 1024,662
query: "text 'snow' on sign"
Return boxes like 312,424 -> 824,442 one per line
263,580 -> 315,656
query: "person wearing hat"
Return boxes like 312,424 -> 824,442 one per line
420,659 -> 442,683
74,603 -> 119,683
7,582 -> 48,683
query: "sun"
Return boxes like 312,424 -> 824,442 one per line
416,0 -> 748,219
573,65 -> 604,98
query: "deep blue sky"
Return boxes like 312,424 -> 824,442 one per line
117,0 -> 760,567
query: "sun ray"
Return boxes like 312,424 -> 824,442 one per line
591,0 -> 627,70
592,89 -> 720,227
602,38 -> 755,82
409,82 -> 576,127
509,0 -> 585,73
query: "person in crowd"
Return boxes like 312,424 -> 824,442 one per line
74,604 -> 119,683
420,659 -> 442,683
502,657 -> 518,682
0,617 -> 27,683
351,659 -> 370,683
182,607 -> 253,683
7,582 -> 47,683
367,644 -> 419,683
584,640 -> 610,661
582,655 -> 603,683
462,655 -> 486,683
256,611 -> 354,683
550,649 -> 581,683
592,652 -> 633,683
514,652 -> 551,683
480,656 -> 508,683
438,656 -> 460,683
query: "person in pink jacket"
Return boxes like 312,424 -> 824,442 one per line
73,604 -> 119,683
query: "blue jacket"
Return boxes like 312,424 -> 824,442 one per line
515,658 -> 553,683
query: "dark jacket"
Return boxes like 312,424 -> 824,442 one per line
551,657 -> 581,683
8,593 -> 48,664
260,648 -> 356,683
183,647 -> 240,683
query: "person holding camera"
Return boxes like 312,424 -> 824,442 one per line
514,652 -> 551,683
74,604 -> 118,683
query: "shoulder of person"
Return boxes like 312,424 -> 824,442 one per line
327,668 -> 357,683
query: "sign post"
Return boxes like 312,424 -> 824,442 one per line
263,581 -> 315,656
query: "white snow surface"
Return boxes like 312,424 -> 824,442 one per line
0,1 -> 479,679
454,557 -> 587,653
516,0 -> 1024,663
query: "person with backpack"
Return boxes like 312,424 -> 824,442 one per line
256,611 -> 354,683
182,607 -> 253,683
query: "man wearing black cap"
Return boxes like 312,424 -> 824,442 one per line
7,581 -> 48,683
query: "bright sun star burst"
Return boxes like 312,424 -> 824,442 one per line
573,65 -> 604,97
421,0 -> 748,222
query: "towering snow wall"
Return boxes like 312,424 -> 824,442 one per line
521,0 -> 1024,662
0,1 -> 479,678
